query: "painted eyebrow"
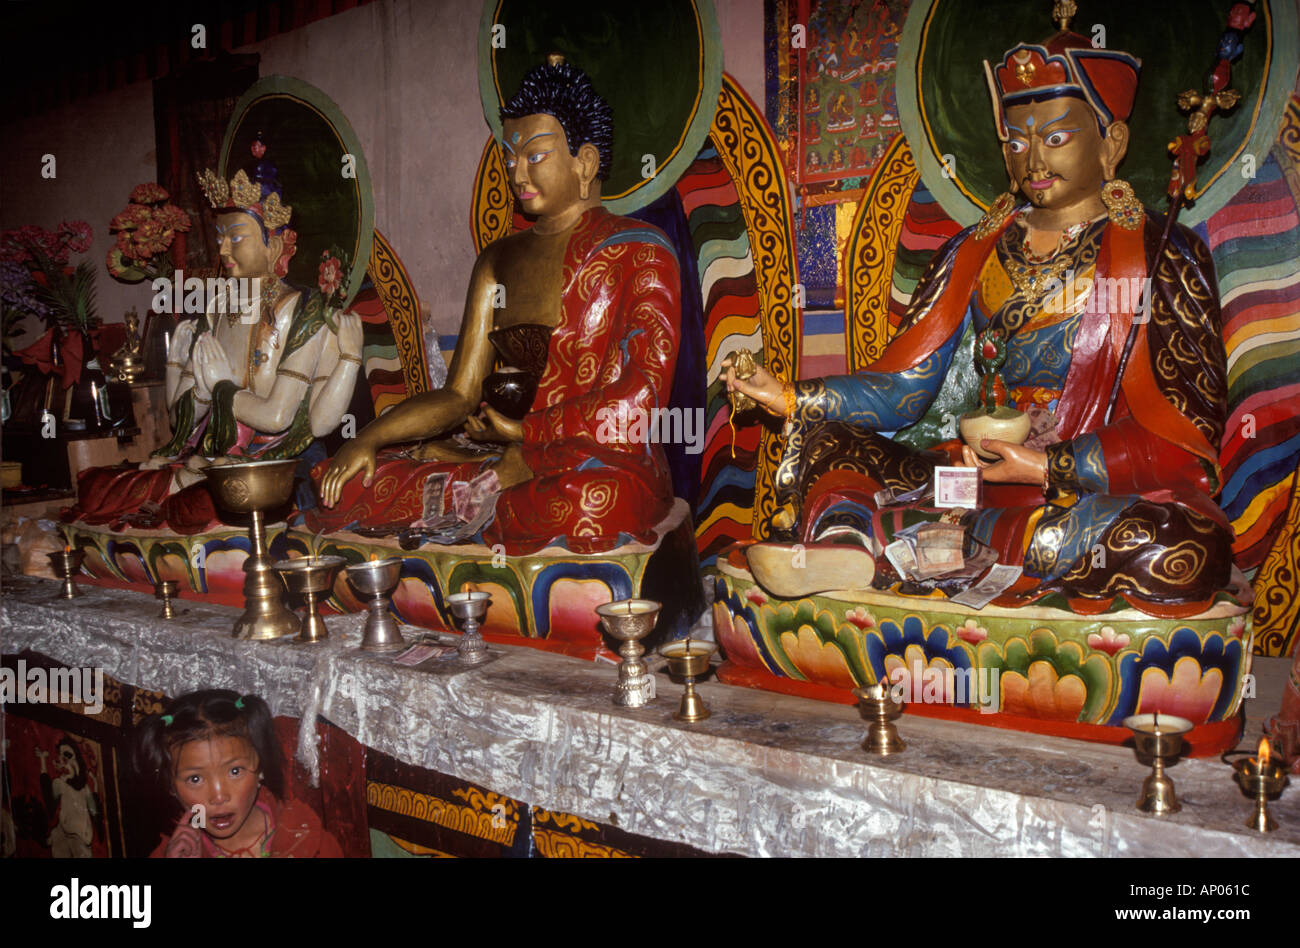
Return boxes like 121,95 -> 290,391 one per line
1007,109 -> 1074,137
502,131 -> 557,154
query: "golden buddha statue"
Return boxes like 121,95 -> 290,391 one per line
309,59 -> 683,555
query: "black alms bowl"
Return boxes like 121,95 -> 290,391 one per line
482,368 -> 539,420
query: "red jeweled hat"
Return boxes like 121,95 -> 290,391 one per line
984,0 -> 1141,141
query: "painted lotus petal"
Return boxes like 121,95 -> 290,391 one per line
1135,655 -> 1222,725
1000,661 -> 1087,721
779,625 -> 858,688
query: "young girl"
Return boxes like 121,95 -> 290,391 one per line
134,689 -> 342,858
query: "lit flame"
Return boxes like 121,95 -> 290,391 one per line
1259,737 -> 1271,767
462,582 -> 470,594
370,553 -> 378,562
64,543 -> 70,553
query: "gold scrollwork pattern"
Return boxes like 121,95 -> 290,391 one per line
366,781 -> 517,846
367,229 -> 429,398
132,687 -> 167,724
1277,94 -> 1300,167
532,829 -> 633,858
845,133 -> 920,369
532,807 -> 599,833
471,136 -> 514,253
710,74 -> 800,538
1252,469 -> 1300,657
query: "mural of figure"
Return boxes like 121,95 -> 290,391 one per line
36,739 -> 101,858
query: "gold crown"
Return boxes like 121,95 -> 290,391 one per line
196,167 -> 293,231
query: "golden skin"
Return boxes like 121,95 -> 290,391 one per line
320,113 -> 602,508
723,94 -> 1129,487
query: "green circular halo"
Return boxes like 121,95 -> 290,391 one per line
897,0 -> 1297,227
477,0 -> 723,216
220,76 -> 375,309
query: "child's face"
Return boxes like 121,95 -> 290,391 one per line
172,735 -> 262,841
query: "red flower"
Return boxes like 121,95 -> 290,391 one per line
59,220 -> 93,255
1227,3 -> 1256,29
318,254 -> 343,296
159,203 -> 192,232
129,182 -> 169,204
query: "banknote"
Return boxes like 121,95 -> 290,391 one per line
884,538 -> 918,580
950,564 -> 1023,609
934,465 -> 980,509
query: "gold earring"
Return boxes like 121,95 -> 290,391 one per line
579,180 -> 590,200
1101,179 -> 1143,230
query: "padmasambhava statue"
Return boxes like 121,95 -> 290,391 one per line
311,60 -> 682,555
726,17 -> 1232,607
70,142 -> 363,530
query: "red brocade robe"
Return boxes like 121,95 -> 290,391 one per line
304,207 -> 682,555
785,205 -> 1232,607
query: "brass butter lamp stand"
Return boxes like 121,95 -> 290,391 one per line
661,639 -> 716,722
48,548 -> 86,599
853,682 -> 906,755
204,459 -> 301,641
1231,738 -> 1289,832
1123,712 -> 1193,815
274,556 -> 346,643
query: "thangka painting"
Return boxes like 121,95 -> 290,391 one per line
2,716 -> 119,858
769,0 -> 910,202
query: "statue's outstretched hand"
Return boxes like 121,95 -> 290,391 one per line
319,439 -> 376,508
721,358 -> 785,416
960,439 -> 1048,486
464,403 -> 523,443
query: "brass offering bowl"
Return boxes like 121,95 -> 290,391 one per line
344,557 -> 407,651
661,639 -> 716,722
48,548 -> 86,600
595,599 -> 661,708
1123,713 -> 1193,815
204,459 -> 301,641
155,579 -> 179,618
1231,739 -> 1290,832
853,681 -> 906,756
274,556 -> 346,644
446,590 -> 492,665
